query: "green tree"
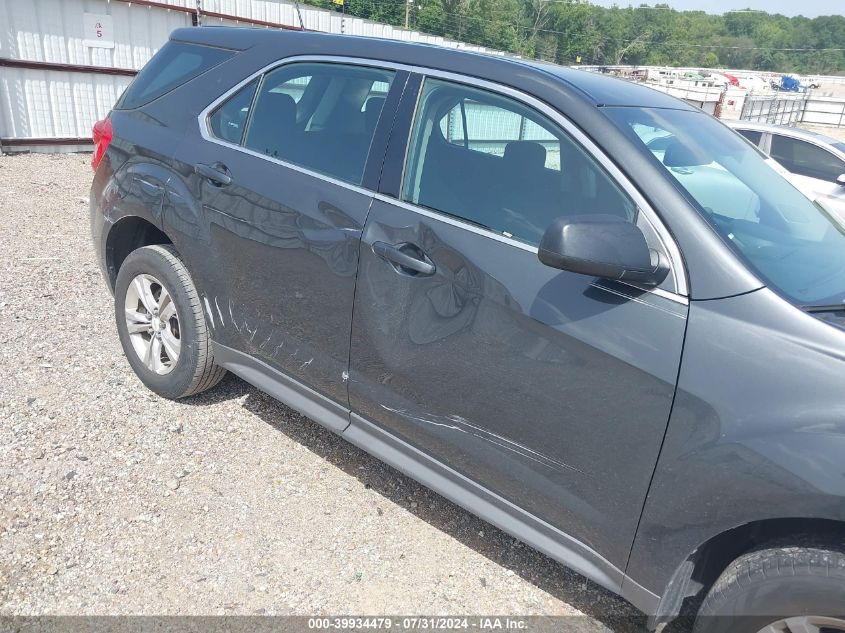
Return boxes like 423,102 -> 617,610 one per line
299,0 -> 845,75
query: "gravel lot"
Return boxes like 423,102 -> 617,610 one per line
0,153 -> 643,628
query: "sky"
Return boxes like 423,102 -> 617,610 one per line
588,0 -> 843,18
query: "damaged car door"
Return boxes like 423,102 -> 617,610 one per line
348,75 -> 688,582
171,61 -> 403,411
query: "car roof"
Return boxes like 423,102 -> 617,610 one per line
726,120 -> 844,148
511,58 -> 697,109
172,27 -> 697,111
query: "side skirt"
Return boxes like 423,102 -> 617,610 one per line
212,342 -> 350,434
210,342 -> 660,616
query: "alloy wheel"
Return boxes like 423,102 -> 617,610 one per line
124,273 -> 181,375
759,617 -> 845,633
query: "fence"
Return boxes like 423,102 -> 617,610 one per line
0,0 -> 505,152
739,93 -> 845,128
739,94 -> 806,125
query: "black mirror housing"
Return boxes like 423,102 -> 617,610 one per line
538,215 -> 670,287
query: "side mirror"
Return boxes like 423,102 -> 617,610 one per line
836,174 -> 845,186
538,215 -> 670,287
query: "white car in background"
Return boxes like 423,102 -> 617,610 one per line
727,121 -> 845,217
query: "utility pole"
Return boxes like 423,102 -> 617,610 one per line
404,0 -> 412,29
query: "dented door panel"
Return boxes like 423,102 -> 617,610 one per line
349,199 -> 687,570
167,139 -> 370,407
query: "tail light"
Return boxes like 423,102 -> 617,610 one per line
91,117 -> 113,171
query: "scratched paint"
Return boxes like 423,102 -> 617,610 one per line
380,404 -> 582,475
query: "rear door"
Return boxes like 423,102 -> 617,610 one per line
169,61 -> 406,412
348,74 -> 688,573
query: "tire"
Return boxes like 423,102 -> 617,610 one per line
694,546 -> 845,633
114,244 -> 226,399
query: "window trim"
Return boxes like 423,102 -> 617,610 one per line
197,55 -> 688,299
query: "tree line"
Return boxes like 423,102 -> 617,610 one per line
309,0 -> 845,74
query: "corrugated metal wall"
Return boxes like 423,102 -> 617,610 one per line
0,0 -> 502,152
0,0 -> 190,68
0,0 -> 193,150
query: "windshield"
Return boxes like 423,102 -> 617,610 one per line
605,107 -> 845,307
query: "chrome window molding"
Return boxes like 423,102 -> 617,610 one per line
197,54 -> 689,299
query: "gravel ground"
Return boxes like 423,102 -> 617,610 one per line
0,153 -> 644,629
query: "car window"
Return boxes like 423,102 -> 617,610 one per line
646,134 -> 675,152
736,129 -> 762,146
608,107 -> 845,306
630,122 -> 762,223
436,98 -> 561,169
402,78 -> 637,247
208,80 -> 258,145
241,63 -> 396,185
770,135 -> 845,182
117,41 -> 233,110
270,75 -> 311,103
362,81 -> 391,112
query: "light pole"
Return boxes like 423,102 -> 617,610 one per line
405,0 -> 414,29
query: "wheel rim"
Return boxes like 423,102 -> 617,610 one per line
124,273 -> 181,375
759,616 -> 845,633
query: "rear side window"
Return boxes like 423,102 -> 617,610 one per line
770,135 -> 845,182
239,62 -> 395,185
116,41 -> 233,110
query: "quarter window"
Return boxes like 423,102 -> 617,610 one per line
402,78 -> 637,247
770,135 -> 845,182
209,80 -> 257,145
241,63 -> 396,185
117,41 -> 233,110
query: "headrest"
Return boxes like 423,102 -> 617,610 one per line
662,139 -> 711,167
364,96 -> 386,132
503,141 -> 547,171
245,91 -> 297,157
257,91 -> 296,127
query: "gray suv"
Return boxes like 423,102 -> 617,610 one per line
90,27 -> 845,632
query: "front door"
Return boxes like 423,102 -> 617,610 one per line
348,75 -> 688,572
768,133 -> 845,218
170,61 -> 403,408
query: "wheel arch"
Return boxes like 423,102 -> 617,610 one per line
105,216 -> 173,291
652,517 -> 845,628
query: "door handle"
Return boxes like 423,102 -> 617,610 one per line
372,241 -> 436,276
194,162 -> 232,186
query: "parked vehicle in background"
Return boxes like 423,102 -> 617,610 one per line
736,74 -> 769,91
728,121 -> 845,219
771,74 -> 820,92
91,27 -> 845,633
